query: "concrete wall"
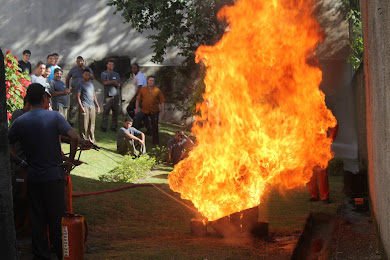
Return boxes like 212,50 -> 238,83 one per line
361,0 -> 390,257
0,0 -> 182,67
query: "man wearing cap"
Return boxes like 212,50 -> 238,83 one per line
66,56 -> 94,127
117,117 -> 146,156
8,83 -> 78,260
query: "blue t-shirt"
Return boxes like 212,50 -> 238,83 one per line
68,66 -> 93,89
117,126 -> 142,148
49,79 -> 69,108
77,81 -> 95,107
8,109 -> 72,183
46,64 -> 55,81
101,70 -> 120,97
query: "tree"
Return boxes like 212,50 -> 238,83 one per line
108,0 -> 235,65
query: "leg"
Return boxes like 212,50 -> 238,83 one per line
117,140 -> 130,155
28,182 -> 51,260
101,97 -> 113,131
43,179 -> 65,260
68,90 -> 78,125
127,99 -> 136,119
318,168 -> 330,201
307,170 -> 320,200
58,106 -> 68,121
89,107 -> 96,143
79,108 -> 88,140
150,112 -> 160,145
134,111 -> 146,130
111,95 -> 120,130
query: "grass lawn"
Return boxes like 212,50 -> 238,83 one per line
63,113 -> 344,259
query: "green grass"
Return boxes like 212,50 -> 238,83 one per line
63,113 -> 345,259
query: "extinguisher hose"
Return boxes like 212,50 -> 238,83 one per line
72,183 -> 161,197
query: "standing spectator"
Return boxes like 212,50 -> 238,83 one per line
127,63 -> 147,118
30,61 -> 46,87
307,124 -> 339,204
101,59 -> 121,132
134,76 -> 165,145
66,56 -> 94,127
18,50 -> 32,74
52,53 -> 61,70
76,69 -> 100,143
8,83 -> 79,260
117,117 -> 146,156
167,131 -> 195,165
45,54 -> 55,81
49,68 -> 70,119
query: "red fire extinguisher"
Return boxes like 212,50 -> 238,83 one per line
62,176 -> 88,259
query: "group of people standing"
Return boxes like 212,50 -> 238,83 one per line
18,50 -> 166,150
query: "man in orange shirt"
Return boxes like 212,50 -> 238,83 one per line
134,76 -> 165,145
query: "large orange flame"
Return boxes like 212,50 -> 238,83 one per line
168,0 -> 336,221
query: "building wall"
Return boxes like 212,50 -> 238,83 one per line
361,0 -> 390,257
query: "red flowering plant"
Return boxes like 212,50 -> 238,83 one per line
4,50 -> 31,125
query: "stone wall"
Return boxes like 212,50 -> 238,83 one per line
361,0 -> 390,257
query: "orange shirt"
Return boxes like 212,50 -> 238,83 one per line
137,86 -> 165,114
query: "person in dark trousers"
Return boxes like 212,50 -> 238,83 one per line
134,76 -> 165,145
101,59 -> 121,132
8,83 -> 78,259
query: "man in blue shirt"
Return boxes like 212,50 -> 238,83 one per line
101,59 -> 121,132
49,68 -> 70,119
117,117 -> 146,156
8,83 -> 78,260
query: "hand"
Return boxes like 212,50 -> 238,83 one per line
59,159 -> 74,175
64,89 -> 70,94
135,108 -> 140,114
97,106 -> 101,114
81,107 -> 86,114
161,110 -> 165,117
80,139 -> 94,150
139,139 -> 145,145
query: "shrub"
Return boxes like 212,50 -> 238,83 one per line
99,154 -> 156,183
4,50 -> 31,125
148,145 -> 168,164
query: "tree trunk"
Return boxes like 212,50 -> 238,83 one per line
0,48 -> 18,258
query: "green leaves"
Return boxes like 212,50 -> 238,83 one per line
343,1 -> 363,71
99,154 -> 156,183
108,0 -> 234,64
4,50 -> 31,125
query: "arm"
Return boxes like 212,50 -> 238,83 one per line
65,75 -> 71,89
63,129 -> 79,174
161,102 -> 165,117
93,94 -> 100,114
135,99 -> 140,114
76,92 -> 85,113
125,132 -> 144,145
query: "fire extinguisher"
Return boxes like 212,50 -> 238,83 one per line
62,175 -> 88,260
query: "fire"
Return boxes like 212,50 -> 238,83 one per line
168,0 -> 336,221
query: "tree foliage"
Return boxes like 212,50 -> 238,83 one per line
343,0 -> 363,71
108,0 -> 235,64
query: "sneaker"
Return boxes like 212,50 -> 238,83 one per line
309,197 -> 319,202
